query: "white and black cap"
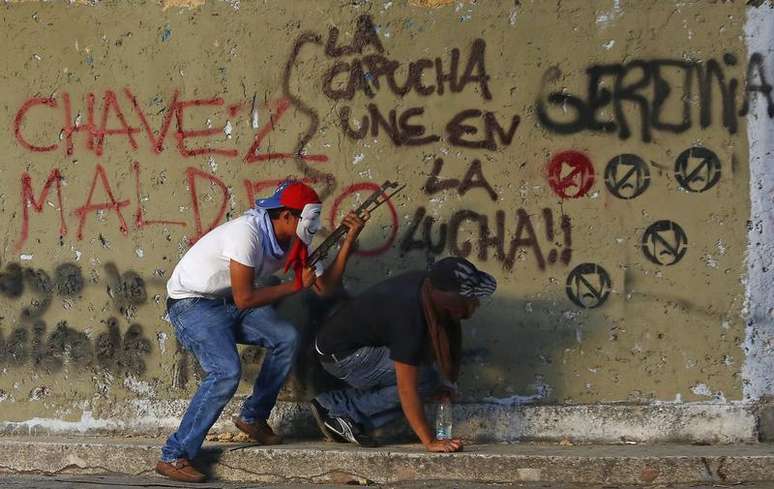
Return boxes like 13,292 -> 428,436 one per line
429,257 -> 497,298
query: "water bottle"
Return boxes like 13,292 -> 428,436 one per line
435,398 -> 453,440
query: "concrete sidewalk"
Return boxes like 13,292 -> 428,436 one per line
0,436 -> 772,486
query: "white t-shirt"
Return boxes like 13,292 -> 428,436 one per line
167,215 -> 323,299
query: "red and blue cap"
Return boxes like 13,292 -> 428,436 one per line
255,180 -> 321,211
255,180 -> 322,290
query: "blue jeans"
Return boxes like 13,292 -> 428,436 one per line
161,297 -> 299,462
315,346 -> 440,430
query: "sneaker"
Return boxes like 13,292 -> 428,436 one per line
155,458 -> 206,483
321,412 -> 379,448
309,398 -> 346,443
233,418 -> 283,445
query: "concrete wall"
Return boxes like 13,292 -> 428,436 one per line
0,0 -> 773,442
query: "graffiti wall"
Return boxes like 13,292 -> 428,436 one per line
0,0 -> 770,430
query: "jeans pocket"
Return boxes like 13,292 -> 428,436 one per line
168,318 -> 191,352
168,298 -> 204,349
170,297 -> 202,315
332,348 -> 382,388
322,360 -> 347,381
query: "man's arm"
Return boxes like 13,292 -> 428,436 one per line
230,260 -> 315,310
394,361 -> 463,453
313,211 -> 368,297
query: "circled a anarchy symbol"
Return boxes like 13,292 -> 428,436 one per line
604,154 -> 651,200
674,147 -> 721,193
565,263 -> 612,309
641,220 -> 688,266
547,150 -> 595,199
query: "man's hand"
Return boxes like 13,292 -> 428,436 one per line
301,266 -> 317,289
312,210 -> 368,297
425,438 -> 464,453
342,210 -> 369,244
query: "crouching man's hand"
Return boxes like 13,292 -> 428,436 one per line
301,266 -> 317,289
425,438 -> 464,453
395,361 -> 464,454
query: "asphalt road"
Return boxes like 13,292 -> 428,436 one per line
0,475 -> 773,489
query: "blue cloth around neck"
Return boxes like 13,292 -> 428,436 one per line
245,207 -> 285,260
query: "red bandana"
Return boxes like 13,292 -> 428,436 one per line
275,182 -> 320,290
284,241 -> 310,290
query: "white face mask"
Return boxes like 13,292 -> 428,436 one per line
296,203 -> 322,245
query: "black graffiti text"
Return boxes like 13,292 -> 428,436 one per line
423,157 -> 498,201
401,207 -> 572,272
536,53 -> 774,142
318,15 -> 519,149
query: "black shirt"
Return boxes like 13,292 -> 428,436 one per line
316,271 -> 429,366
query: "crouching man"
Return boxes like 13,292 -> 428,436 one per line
156,180 -> 368,483
309,257 -> 496,453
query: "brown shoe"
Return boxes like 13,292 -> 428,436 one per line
234,417 -> 283,445
155,458 -> 206,483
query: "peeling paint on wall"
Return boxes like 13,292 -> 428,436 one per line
409,0 -> 456,8
161,0 -> 206,10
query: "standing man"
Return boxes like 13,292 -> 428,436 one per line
156,180 -> 367,483
309,257 -> 496,453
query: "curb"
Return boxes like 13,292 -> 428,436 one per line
0,437 -> 772,485
0,400 -> 761,444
